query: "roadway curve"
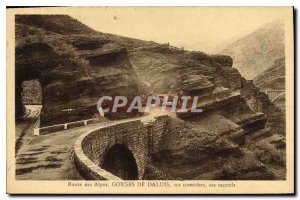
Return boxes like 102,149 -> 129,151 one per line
15,115 -> 152,180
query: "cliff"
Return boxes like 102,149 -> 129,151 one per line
16,15 -> 142,125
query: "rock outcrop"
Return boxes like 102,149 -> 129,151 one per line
15,15 -> 142,126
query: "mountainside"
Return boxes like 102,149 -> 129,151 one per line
15,15 -> 286,180
254,57 -> 285,111
218,21 -> 285,80
254,57 -> 285,90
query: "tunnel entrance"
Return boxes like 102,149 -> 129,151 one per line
21,79 -> 42,105
16,79 -> 42,120
15,42 -> 53,119
102,144 -> 138,180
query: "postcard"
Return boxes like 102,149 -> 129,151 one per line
6,6 -> 294,194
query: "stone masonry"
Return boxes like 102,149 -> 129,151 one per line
74,115 -> 169,180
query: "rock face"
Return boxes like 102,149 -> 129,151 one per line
217,21 -> 285,80
122,40 -> 285,180
15,15 -> 286,179
15,15 -> 142,126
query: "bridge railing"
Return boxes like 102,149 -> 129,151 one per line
33,117 -> 105,136
264,89 -> 285,102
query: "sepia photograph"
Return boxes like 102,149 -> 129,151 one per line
6,6 -> 294,194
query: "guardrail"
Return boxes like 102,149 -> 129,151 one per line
33,117 -> 103,136
33,115 -> 41,135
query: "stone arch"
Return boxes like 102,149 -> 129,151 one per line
101,142 -> 139,180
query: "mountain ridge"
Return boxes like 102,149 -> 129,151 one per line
217,20 -> 285,80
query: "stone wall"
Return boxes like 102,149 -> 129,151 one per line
74,115 -> 170,180
147,115 -> 169,153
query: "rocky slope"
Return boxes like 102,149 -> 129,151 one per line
15,15 -> 286,180
16,15 -> 142,125
124,42 -> 285,180
217,21 -> 285,80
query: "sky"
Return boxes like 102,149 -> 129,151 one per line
65,7 -> 289,53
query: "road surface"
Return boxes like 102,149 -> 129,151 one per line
14,114 -> 157,180
15,105 -> 42,155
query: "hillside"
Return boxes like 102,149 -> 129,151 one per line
254,57 -> 285,90
15,15 -> 286,180
254,57 -> 285,111
218,21 -> 285,80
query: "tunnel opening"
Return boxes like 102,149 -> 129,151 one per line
102,144 -> 139,180
15,42 -> 53,119
21,79 -> 42,105
16,78 -> 43,120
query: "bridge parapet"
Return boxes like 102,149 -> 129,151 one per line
74,115 -> 170,180
264,89 -> 285,102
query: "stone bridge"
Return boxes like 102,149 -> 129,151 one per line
265,90 -> 285,102
74,115 -> 169,180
